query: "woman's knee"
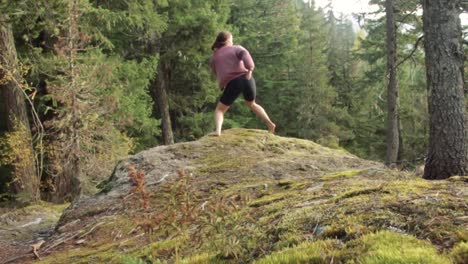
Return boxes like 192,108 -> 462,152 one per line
216,102 -> 230,113
245,100 -> 255,108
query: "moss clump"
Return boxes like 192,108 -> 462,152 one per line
180,253 -> 232,264
37,242 -> 122,264
254,231 -> 453,264
333,187 -> 384,201
129,237 -> 185,259
254,239 -> 343,264
382,179 -> 433,195
450,241 -> 468,264
320,220 -> 371,241
248,192 -> 294,208
354,231 -> 451,264
318,170 -> 362,181
277,180 -> 308,190
120,256 -> 150,264
4,201 -> 69,215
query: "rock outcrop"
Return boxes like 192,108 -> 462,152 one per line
6,129 -> 466,264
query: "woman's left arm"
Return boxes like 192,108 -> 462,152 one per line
237,47 -> 255,79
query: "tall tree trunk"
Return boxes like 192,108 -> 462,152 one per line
0,15 -> 40,203
385,0 -> 400,166
422,0 -> 467,179
152,61 -> 174,145
397,119 -> 404,163
50,0 -> 81,202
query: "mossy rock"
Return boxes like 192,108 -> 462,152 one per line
24,129 -> 467,264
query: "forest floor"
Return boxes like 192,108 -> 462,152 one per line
0,202 -> 67,263
1,128 -> 466,263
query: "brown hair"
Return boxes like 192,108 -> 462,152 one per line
211,31 -> 232,51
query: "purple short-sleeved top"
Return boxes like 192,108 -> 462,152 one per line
210,45 -> 255,89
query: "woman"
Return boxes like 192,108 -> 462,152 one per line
210,31 -> 275,136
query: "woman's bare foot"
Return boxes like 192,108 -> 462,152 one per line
267,123 -> 276,134
208,131 -> 221,137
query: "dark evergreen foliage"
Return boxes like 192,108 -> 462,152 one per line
0,0 -> 465,202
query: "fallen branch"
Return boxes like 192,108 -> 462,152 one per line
41,220 -> 105,253
78,221 -> 106,239
31,240 -> 45,260
40,232 -> 77,253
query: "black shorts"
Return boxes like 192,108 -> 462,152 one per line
219,75 -> 256,106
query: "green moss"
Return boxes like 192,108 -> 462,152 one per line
212,181 -> 267,199
355,231 -> 451,264
382,180 -> 433,194
248,192 -> 291,207
196,154 -> 255,174
318,170 -> 362,181
333,187 -> 384,202
33,129 -> 467,264
287,139 -> 320,153
121,256 -> 154,264
450,241 -> 468,264
126,237 -> 186,259
180,253 -> 232,264
274,230 -> 304,249
108,217 -> 138,236
18,201 -> 69,214
277,180 -> 308,190
0,201 -> 69,241
37,242 -> 122,264
254,239 -> 343,264
320,220 -> 371,240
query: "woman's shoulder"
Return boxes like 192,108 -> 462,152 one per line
213,45 -> 247,56
233,45 -> 247,50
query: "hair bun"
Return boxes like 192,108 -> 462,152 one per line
212,31 -> 232,51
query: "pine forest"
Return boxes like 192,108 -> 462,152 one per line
0,0 -> 466,263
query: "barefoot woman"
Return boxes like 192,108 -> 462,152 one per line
210,31 -> 276,136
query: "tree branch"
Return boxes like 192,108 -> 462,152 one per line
396,35 -> 424,69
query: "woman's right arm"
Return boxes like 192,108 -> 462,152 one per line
210,57 -> 217,75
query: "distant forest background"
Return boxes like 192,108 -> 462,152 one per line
0,0 -> 466,204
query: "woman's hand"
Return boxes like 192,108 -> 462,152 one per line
245,70 -> 252,80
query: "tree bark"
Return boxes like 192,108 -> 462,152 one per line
385,0 -> 400,166
0,16 -> 40,203
422,0 -> 468,179
151,61 -> 174,145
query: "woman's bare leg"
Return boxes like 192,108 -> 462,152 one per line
210,101 -> 230,136
245,100 -> 276,133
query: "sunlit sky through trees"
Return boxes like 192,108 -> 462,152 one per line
310,0 -> 468,27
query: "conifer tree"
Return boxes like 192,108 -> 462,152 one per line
324,11 -> 356,145
148,0 -> 230,142
227,0 -> 302,136
0,11 -> 40,203
7,0 -> 166,201
352,0 -> 427,162
295,1 -> 342,145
